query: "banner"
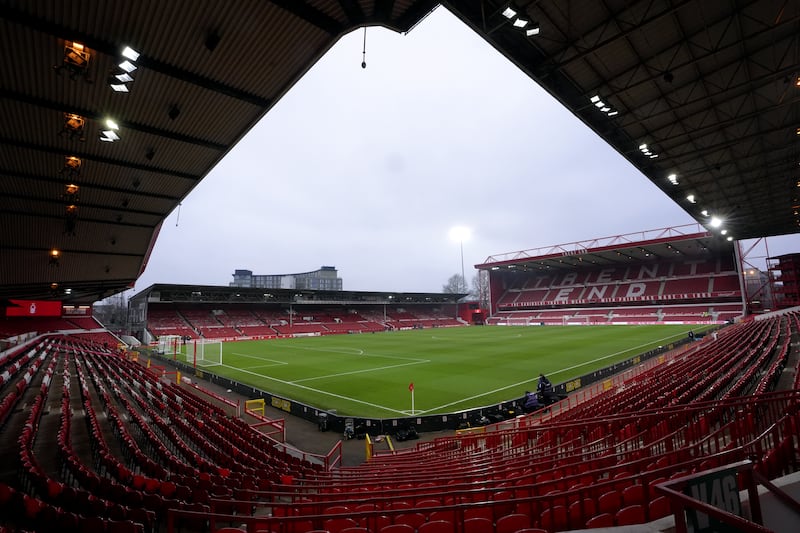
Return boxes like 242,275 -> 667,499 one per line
5,300 -> 62,317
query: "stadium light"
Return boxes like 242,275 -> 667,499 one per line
502,6 -> 517,18
709,216 -> 722,228
449,226 -> 471,293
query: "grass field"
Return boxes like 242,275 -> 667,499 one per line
185,325 -> 700,418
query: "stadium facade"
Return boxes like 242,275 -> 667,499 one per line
230,266 -> 343,291
477,224 -> 750,326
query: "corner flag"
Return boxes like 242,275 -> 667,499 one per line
408,382 -> 414,392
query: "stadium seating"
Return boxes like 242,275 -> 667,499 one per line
491,256 -> 744,326
0,313 -> 798,532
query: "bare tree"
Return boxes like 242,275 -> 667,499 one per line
442,273 -> 468,294
472,270 -> 490,309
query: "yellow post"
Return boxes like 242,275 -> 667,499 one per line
176,371 -> 181,384
365,434 -> 373,461
146,358 -> 151,369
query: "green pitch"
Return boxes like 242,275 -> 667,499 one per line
193,325 -> 700,418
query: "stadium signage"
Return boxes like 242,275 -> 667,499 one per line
683,467 -> 742,532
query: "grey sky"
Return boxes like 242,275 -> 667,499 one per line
132,7 -> 797,295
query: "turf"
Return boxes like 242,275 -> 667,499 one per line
187,325 -> 700,418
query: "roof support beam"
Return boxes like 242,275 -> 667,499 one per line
338,0 -> 365,24
268,0 -> 345,34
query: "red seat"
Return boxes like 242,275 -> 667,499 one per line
394,513 -> 426,530
622,484 -> 645,506
463,506 -> 493,521
597,490 -> 622,514
539,505 -> 568,532
586,513 -> 614,528
496,513 -> 530,533
649,496 -> 672,519
418,520 -> 455,533
323,517 -> 358,533
379,526 -> 415,533
568,498 -> 596,530
464,518 -> 492,533
616,504 -> 646,526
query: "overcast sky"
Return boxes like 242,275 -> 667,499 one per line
132,7 -> 797,295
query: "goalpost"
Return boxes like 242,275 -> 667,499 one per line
157,335 -> 182,357
185,338 -> 223,368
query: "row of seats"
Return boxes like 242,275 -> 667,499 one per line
1,315 -> 798,533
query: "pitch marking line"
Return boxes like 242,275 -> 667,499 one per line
419,332 -> 683,414
231,352 -> 288,369
292,359 -> 430,384
293,345 -> 427,364
217,363 -> 407,415
430,333 -> 522,341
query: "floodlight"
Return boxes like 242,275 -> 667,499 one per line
115,73 -> 134,82
601,107 -> 610,112
105,118 -> 119,130
118,60 -> 137,73
639,144 -> 648,150
590,95 -> 601,103
701,210 -> 709,216
726,236 -> 734,241
721,229 -> 728,235
449,226 -> 471,242
100,130 -> 120,142
686,194 -> 696,203
710,216 -> 722,228
121,46 -> 140,61
513,18 -> 529,28
502,7 -> 517,18
109,83 -> 129,92
607,111 -> 618,116
595,100 -> 605,108
526,25 -> 540,36
667,174 -> 678,185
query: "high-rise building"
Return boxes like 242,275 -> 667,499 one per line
230,266 -> 342,291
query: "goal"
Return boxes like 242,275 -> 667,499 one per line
156,335 -> 182,356
185,339 -> 223,368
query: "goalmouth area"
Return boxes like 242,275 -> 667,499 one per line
172,324 -> 707,428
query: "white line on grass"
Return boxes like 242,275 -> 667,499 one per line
431,333 -> 522,341
231,352 -> 288,366
217,363 -> 408,416
291,359 -> 430,384
420,332 -> 682,414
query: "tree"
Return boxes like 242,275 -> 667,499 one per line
442,273 -> 468,294
472,270 -> 490,310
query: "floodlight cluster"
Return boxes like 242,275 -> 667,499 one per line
589,95 -> 619,117
109,46 -> 141,93
502,4 -> 540,37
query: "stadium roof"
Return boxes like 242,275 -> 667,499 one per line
475,223 -> 734,271
130,283 -> 465,306
1,1 -> 797,305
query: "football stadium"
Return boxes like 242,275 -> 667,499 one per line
1,1 -> 800,533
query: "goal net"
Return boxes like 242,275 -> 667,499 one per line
185,339 -> 223,368
156,335 -> 182,356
